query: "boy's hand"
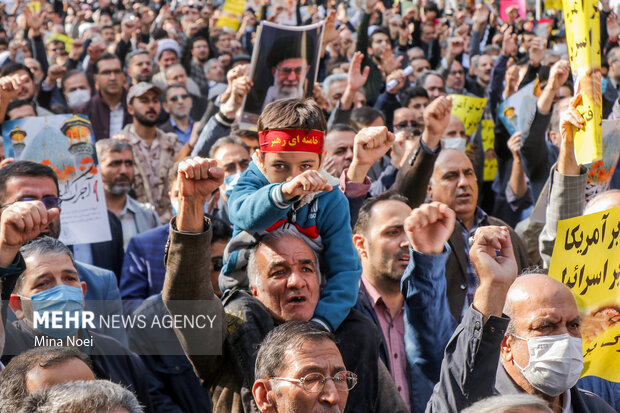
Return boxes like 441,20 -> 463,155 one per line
281,170 -> 334,201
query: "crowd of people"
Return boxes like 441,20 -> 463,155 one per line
0,0 -> 618,411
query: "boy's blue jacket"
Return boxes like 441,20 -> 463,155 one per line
223,160 -> 362,332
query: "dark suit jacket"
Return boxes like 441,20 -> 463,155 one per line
87,210 -> 125,282
76,91 -> 132,142
446,216 -> 530,320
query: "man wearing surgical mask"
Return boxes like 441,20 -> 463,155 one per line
425,229 -> 616,413
4,237 -> 154,410
61,70 -> 92,111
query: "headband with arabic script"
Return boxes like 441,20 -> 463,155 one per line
258,129 -> 324,154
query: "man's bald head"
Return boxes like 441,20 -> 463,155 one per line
583,189 -> 620,215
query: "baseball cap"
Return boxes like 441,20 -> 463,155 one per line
127,82 -> 163,102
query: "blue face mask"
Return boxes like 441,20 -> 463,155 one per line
27,285 -> 84,339
224,173 -> 241,198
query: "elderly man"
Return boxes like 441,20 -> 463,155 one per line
95,139 -> 160,249
117,82 -> 184,223
0,161 -> 124,342
162,157 -> 408,413
425,227 -> 615,412
152,39 -> 201,98
441,115 -> 468,152
253,322 -> 356,412
262,35 -> 314,108
416,71 -> 445,102
0,347 -> 95,410
427,149 -> 530,320
3,237 -> 153,410
77,53 -> 132,142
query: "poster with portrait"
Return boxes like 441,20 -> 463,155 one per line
239,20 -> 324,131
2,114 -> 111,245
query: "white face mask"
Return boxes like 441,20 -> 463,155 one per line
513,333 -> 584,397
441,137 -> 467,153
67,89 -> 91,109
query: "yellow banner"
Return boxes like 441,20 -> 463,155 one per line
481,119 -> 498,182
549,206 -> 620,382
562,0 -> 603,164
450,95 -> 487,136
216,15 -> 241,30
222,0 -> 245,16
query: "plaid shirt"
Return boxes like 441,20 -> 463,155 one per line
457,207 -> 489,318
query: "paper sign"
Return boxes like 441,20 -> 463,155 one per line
450,95 -> 487,137
26,0 -> 40,13
2,115 -> 111,245
549,206 -> 620,381
215,15 -> 242,30
215,0 -> 245,30
544,0 -> 562,9
563,0 -> 603,164
481,119 -> 498,182
497,79 -> 541,136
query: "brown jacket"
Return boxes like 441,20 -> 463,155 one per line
162,218 -> 408,413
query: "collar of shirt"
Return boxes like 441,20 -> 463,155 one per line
169,116 -> 194,133
119,196 -> 138,218
457,206 -> 489,236
361,276 -> 403,317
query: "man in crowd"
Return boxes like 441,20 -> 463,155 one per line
162,156 -> 408,413
61,70 -> 92,111
77,53 -> 132,142
324,124 -> 356,178
163,66 -> 208,122
161,83 -> 195,145
96,139 -> 160,249
0,161 -> 124,342
117,82 -> 184,223
126,50 -> 154,85
188,36 -> 210,95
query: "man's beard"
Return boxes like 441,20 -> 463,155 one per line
134,111 -> 159,127
276,81 -> 304,100
375,248 -> 409,282
135,73 -> 153,83
106,183 -> 131,196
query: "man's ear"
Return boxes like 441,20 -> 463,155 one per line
9,294 -> 25,320
127,104 -> 135,116
352,233 -> 368,259
162,101 -> 169,113
426,182 -> 433,200
252,379 -> 276,413
500,334 -> 514,363
249,284 -> 258,297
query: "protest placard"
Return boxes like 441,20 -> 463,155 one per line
497,79 -> 540,136
2,114 -> 111,245
450,95 -> 487,137
584,120 -> 620,199
563,0 -> 603,164
549,206 -> 620,381
239,21 -> 324,130
215,0 -> 245,30
481,119 -> 498,182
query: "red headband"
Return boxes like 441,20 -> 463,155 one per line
258,129 -> 324,154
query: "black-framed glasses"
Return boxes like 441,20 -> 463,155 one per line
271,371 -> 357,393
277,66 -> 304,76
170,94 -> 191,102
211,256 -> 223,272
1,196 -> 61,210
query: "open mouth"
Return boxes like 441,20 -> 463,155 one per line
287,295 -> 307,304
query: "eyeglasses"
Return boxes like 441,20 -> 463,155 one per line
211,256 -> 223,272
170,94 -> 190,102
1,196 -> 61,209
271,371 -> 357,393
277,66 -> 304,76
449,70 -> 465,76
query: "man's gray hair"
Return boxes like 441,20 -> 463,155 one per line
246,228 -> 322,289
415,70 -> 444,88
95,138 -> 133,160
322,73 -> 348,95
15,237 -> 77,294
204,58 -> 220,74
255,321 -> 337,380
584,189 -> 620,214
461,393 -> 553,413
165,63 -> 187,78
208,136 -> 249,159
20,380 -> 143,413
